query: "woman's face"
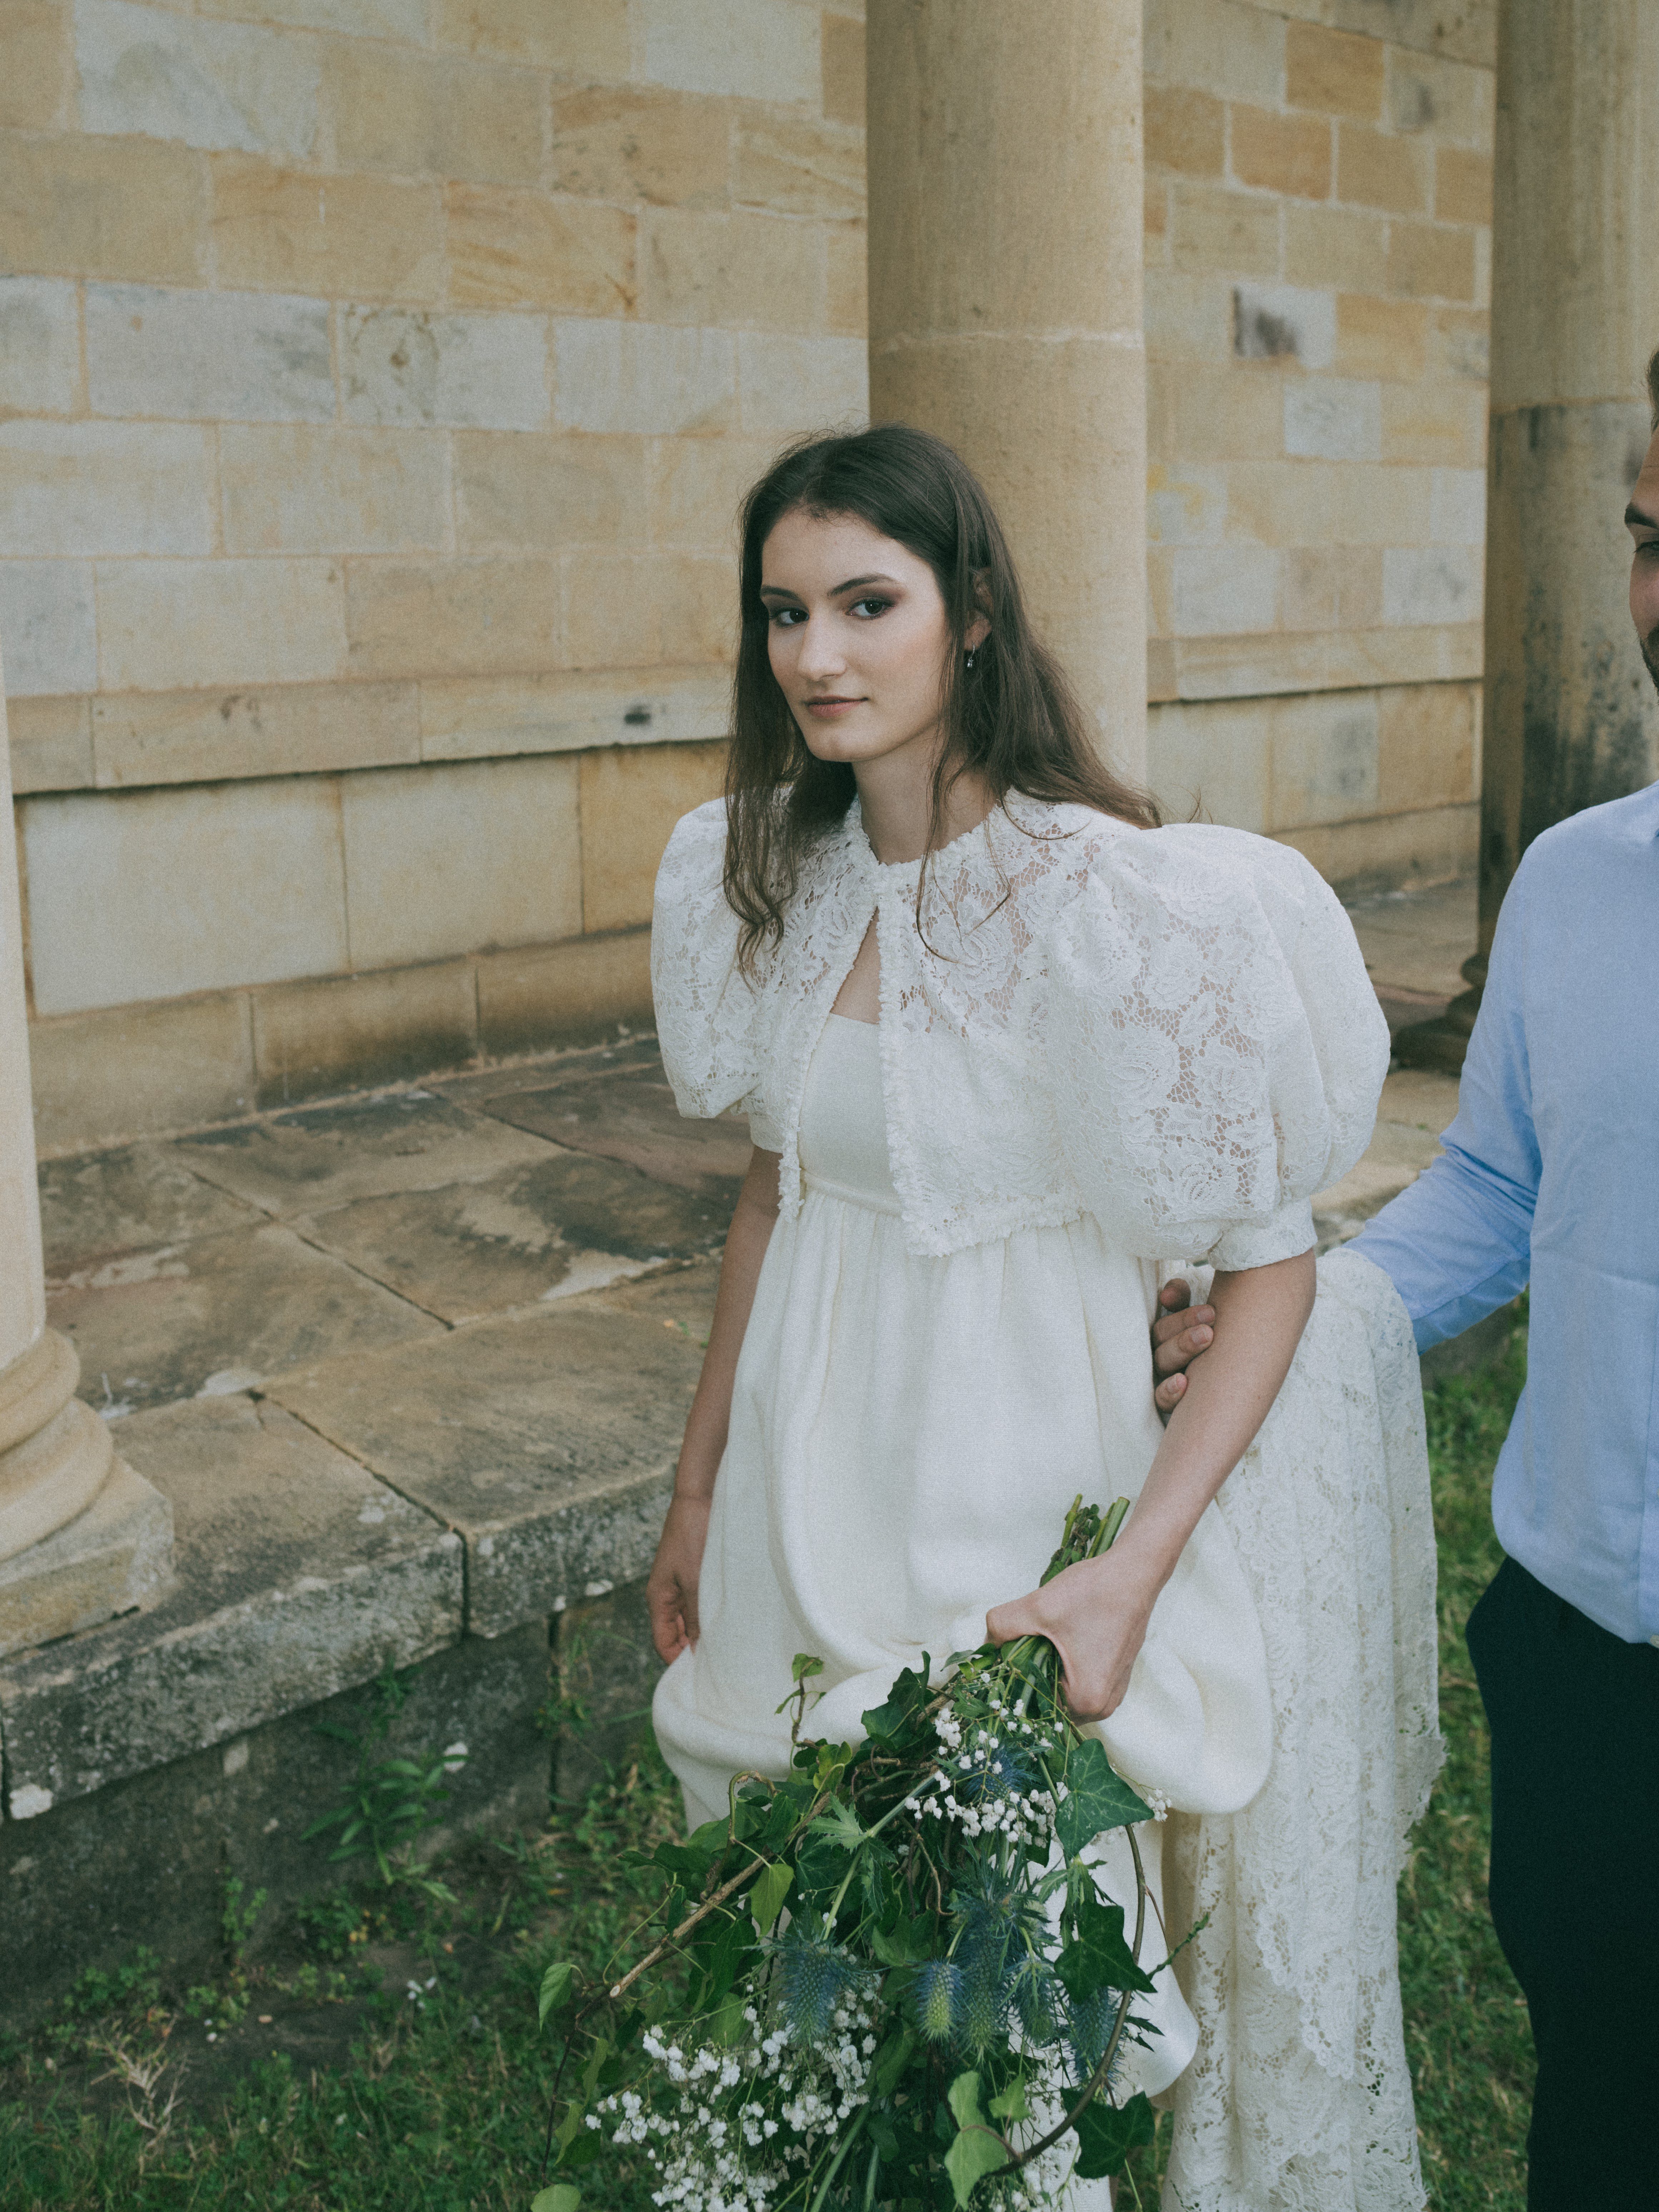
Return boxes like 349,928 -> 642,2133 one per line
759,508 -> 974,770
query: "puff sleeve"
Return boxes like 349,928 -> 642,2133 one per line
651,799 -> 782,1150
1047,824 -> 1387,1268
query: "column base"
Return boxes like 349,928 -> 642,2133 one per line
0,1451 -> 174,1663
1392,952 -> 1488,1076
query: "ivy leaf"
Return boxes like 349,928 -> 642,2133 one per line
989,2076 -> 1029,2123
537,1961 -> 575,2029
1056,1894 -> 1157,2001
776,1654 -> 826,1713
1053,1740 -> 1151,1856
791,1834 -> 846,1903
859,1657 -> 933,1744
870,1912 -> 936,1967
943,2071 -> 1009,2208
750,1859 -> 794,1938
531,2189 -> 582,2212
1072,2091 -> 1155,2181
761,1784 -> 814,1849
871,2025 -> 917,2101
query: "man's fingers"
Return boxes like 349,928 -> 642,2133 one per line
1152,1321 -> 1213,1376
1151,1302 -> 1214,1349
1154,1371 -> 1187,1415
1158,1279 -> 1193,1315
681,1584 -> 701,1649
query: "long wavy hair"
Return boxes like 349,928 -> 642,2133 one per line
723,423 -> 1160,970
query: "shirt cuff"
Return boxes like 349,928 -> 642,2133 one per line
1208,1199 -> 1316,1273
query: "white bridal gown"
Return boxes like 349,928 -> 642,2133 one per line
651,798 -> 1442,2212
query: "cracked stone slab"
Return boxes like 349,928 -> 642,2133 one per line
171,1089 -> 557,1217
39,1142 -> 265,1277
0,1395 -> 463,1816
292,1152 -> 736,1323
49,1221 -> 442,1419
475,1058 -> 750,1196
590,1256 -> 721,1344
430,1034 -> 662,1108
264,1303 -> 704,1637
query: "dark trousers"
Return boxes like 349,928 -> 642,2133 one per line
1466,1557 -> 1659,2210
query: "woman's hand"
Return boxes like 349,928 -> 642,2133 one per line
985,1549 -> 1159,1722
647,1144 -> 781,1667
647,1493 -> 712,1663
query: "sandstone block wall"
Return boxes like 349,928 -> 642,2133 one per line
4,0 -> 1494,1147
1,0 -> 864,1140
1143,0 -> 1492,888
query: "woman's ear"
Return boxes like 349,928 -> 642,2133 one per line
965,570 -> 992,653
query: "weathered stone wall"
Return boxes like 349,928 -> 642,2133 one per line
1,0 -> 865,1141
3,0 -> 1499,1146
1142,0 -> 1494,890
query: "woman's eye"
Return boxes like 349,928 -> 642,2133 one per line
768,606 -> 807,626
849,597 -> 891,619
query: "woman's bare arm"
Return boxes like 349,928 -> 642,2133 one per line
987,1250 -> 1316,1718
646,1145 -> 781,1663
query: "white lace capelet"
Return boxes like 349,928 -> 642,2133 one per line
652,792 -> 1389,1267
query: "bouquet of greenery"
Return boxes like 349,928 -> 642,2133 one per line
533,1496 -> 1188,2212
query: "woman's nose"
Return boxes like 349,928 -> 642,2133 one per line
796,620 -> 846,677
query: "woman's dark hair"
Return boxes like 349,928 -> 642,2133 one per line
723,422 -> 1160,968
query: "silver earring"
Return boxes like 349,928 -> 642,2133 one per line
965,648 -> 977,670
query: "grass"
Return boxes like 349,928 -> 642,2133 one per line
2,1333 -> 1533,2212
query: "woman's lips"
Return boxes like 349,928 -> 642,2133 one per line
804,697 -> 863,717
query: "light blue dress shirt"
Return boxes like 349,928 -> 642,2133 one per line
1353,781 -> 1659,1645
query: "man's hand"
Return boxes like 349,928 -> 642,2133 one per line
1152,1278 -> 1216,1419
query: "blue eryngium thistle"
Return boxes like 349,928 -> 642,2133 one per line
773,1933 -> 863,2044
961,1744 -> 1035,1804
1066,1986 -> 1123,2082
1007,1957 -> 1063,2047
955,1955 -> 1009,2052
908,1960 -> 962,2044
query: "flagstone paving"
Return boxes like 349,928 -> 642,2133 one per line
6,884 -> 1499,2008
12,884 -> 1478,1870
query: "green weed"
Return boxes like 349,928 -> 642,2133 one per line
1,1343 -> 1534,2211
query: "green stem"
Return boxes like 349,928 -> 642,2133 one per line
806,2106 -> 870,2212
862,2139 -> 882,2211
822,1769 -> 948,1932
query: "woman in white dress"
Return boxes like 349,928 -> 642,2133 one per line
645,426 -> 1442,2211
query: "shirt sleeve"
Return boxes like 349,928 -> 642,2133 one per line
1352,869 -> 1537,1351
651,798 -> 770,1130
1047,824 -> 1390,1267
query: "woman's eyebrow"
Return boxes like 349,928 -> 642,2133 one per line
758,572 -> 900,599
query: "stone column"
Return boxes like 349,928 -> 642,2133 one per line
0,654 -> 171,1666
1399,0 -> 1659,1070
865,0 -> 1148,780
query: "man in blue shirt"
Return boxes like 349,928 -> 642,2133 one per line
1154,354 -> 1659,2207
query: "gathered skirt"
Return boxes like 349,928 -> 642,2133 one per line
654,1016 -> 1441,2209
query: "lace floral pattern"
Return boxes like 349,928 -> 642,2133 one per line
652,795 -> 1390,1264
652,798 -> 1436,2209
1163,1248 -> 1442,2212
